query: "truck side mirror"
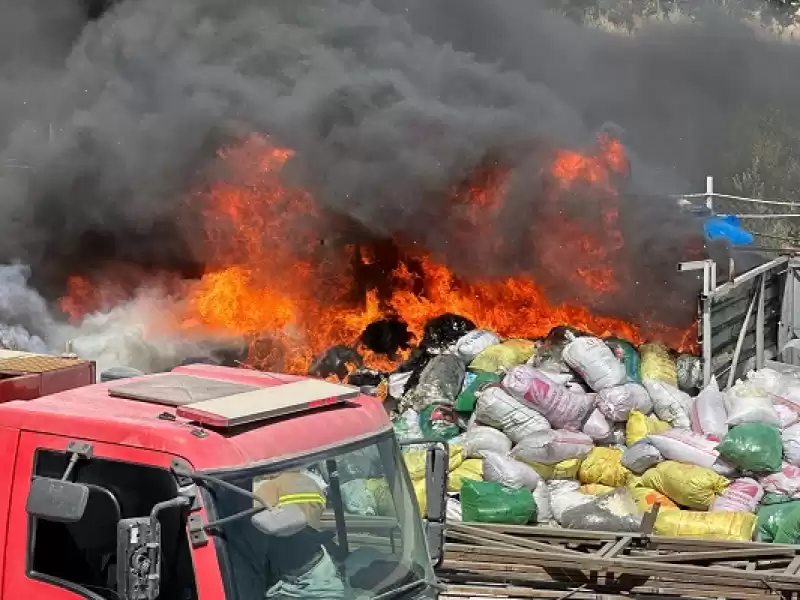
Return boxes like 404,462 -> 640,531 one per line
424,443 -> 448,568
26,477 -> 89,523
116,517 -> 162,600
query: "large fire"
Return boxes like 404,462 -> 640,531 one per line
60,132 -> 698,374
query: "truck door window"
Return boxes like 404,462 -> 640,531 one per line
28,449 -> 198,600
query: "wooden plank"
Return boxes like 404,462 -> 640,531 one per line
440,562 -> 782,599
447,529 -> 526,550
596,536 -> 632,559
442,583 -> 772,600
442,579 -> 775,600
639,504 -> 659,536
448,523 -> 799,551
449,523 -> 585,556
786,556 -> 800,575
443,545 -> 800,588
630,547 -> 798,564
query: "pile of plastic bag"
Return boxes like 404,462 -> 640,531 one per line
385,319 -> 800,543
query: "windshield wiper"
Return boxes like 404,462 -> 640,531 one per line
370,577 -> 443,600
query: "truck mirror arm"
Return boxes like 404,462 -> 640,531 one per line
171,466 -> 271,530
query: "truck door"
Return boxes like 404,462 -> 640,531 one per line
3,432 -> 200,600
0,427 -> 20,597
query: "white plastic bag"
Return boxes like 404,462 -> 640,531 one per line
482,452 -> 542,490
341,479 -> 377,516
621,440 -> 663,474
388,371 -> 413,400
548,479 -> 593,523
710,477 -> 763,513
690,377 -> 728,438
647,428 -> 735,475
761,464 -> 800,497
446,497 -> 462,522
510,430 -> 594,465
474,384 -> 551,443
455,330 -> 502,362
562,337 -> 627,391
747,368 -> 800,428
596,383 -> 652,422
643,380 -> 692,429
581,408 -> 612,441
503,366 -> 595,430
463,425 -> 512,458
393,409 -> 424,443
533,480 -> 553,523
725,380 -> 780,426
784,424 -> 800,467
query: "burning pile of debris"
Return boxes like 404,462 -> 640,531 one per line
52,130 -> 700,379
379,318 -> 800,545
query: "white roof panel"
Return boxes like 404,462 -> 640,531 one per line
175,378 -> 359,427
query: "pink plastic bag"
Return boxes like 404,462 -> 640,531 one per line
710,477 -> 763,513
761,464 -> 800,497
503,366 -> 595,431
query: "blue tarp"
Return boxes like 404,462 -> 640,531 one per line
704,215 -> 755,246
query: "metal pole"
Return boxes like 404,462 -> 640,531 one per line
727,289 -> 758,390
706,176 -> 714,214
702,295 -> 713,386
791,263 -> 797,341
756,274 -> 766,369
710,261 -> 717,292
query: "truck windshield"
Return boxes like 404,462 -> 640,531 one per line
203,433 -> 436,600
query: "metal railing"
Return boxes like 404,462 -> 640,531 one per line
677,175 -> 800,220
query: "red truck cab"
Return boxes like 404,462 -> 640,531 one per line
0,363 -> 444,600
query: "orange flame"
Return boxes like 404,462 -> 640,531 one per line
59,132 -> 698,374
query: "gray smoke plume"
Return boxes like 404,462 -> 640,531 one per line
0,261 -> 244,374
0,0 -> 797,349
0,264 -> 54,350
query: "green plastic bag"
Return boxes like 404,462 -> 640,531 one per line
774,504 -> 800,544
716,423 -> 783,473
757,501 -> 800,543
605,337 -> 641,384
418,404 -> 461,441
762,493 -> 795,507
460,479 -> 537,525
455,372 -> 500,413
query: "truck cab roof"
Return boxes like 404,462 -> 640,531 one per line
0,363 -> 390,471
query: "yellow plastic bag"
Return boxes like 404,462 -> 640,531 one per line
629,486 -> 679,513
469,339 -> 536,374
625,411 -> 671,446
627,474 -> 644,489
641,461 -> 729,510
579,484 -> 614,496
448,459 -> 484,493
579,447 -> 629,487
366,479 -> 396,516
413,478 -> 427,515
654,510 -> 756,541
404,444 -> 463,480
640,343 -> 678,387
525,458 -> 582,480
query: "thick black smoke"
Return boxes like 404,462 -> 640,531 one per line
0,0 -> 794,327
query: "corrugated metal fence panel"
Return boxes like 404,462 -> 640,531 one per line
702,267 -> 785,385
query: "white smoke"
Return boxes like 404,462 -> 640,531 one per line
0,263 -> 244,378
0,324 -> 48,353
